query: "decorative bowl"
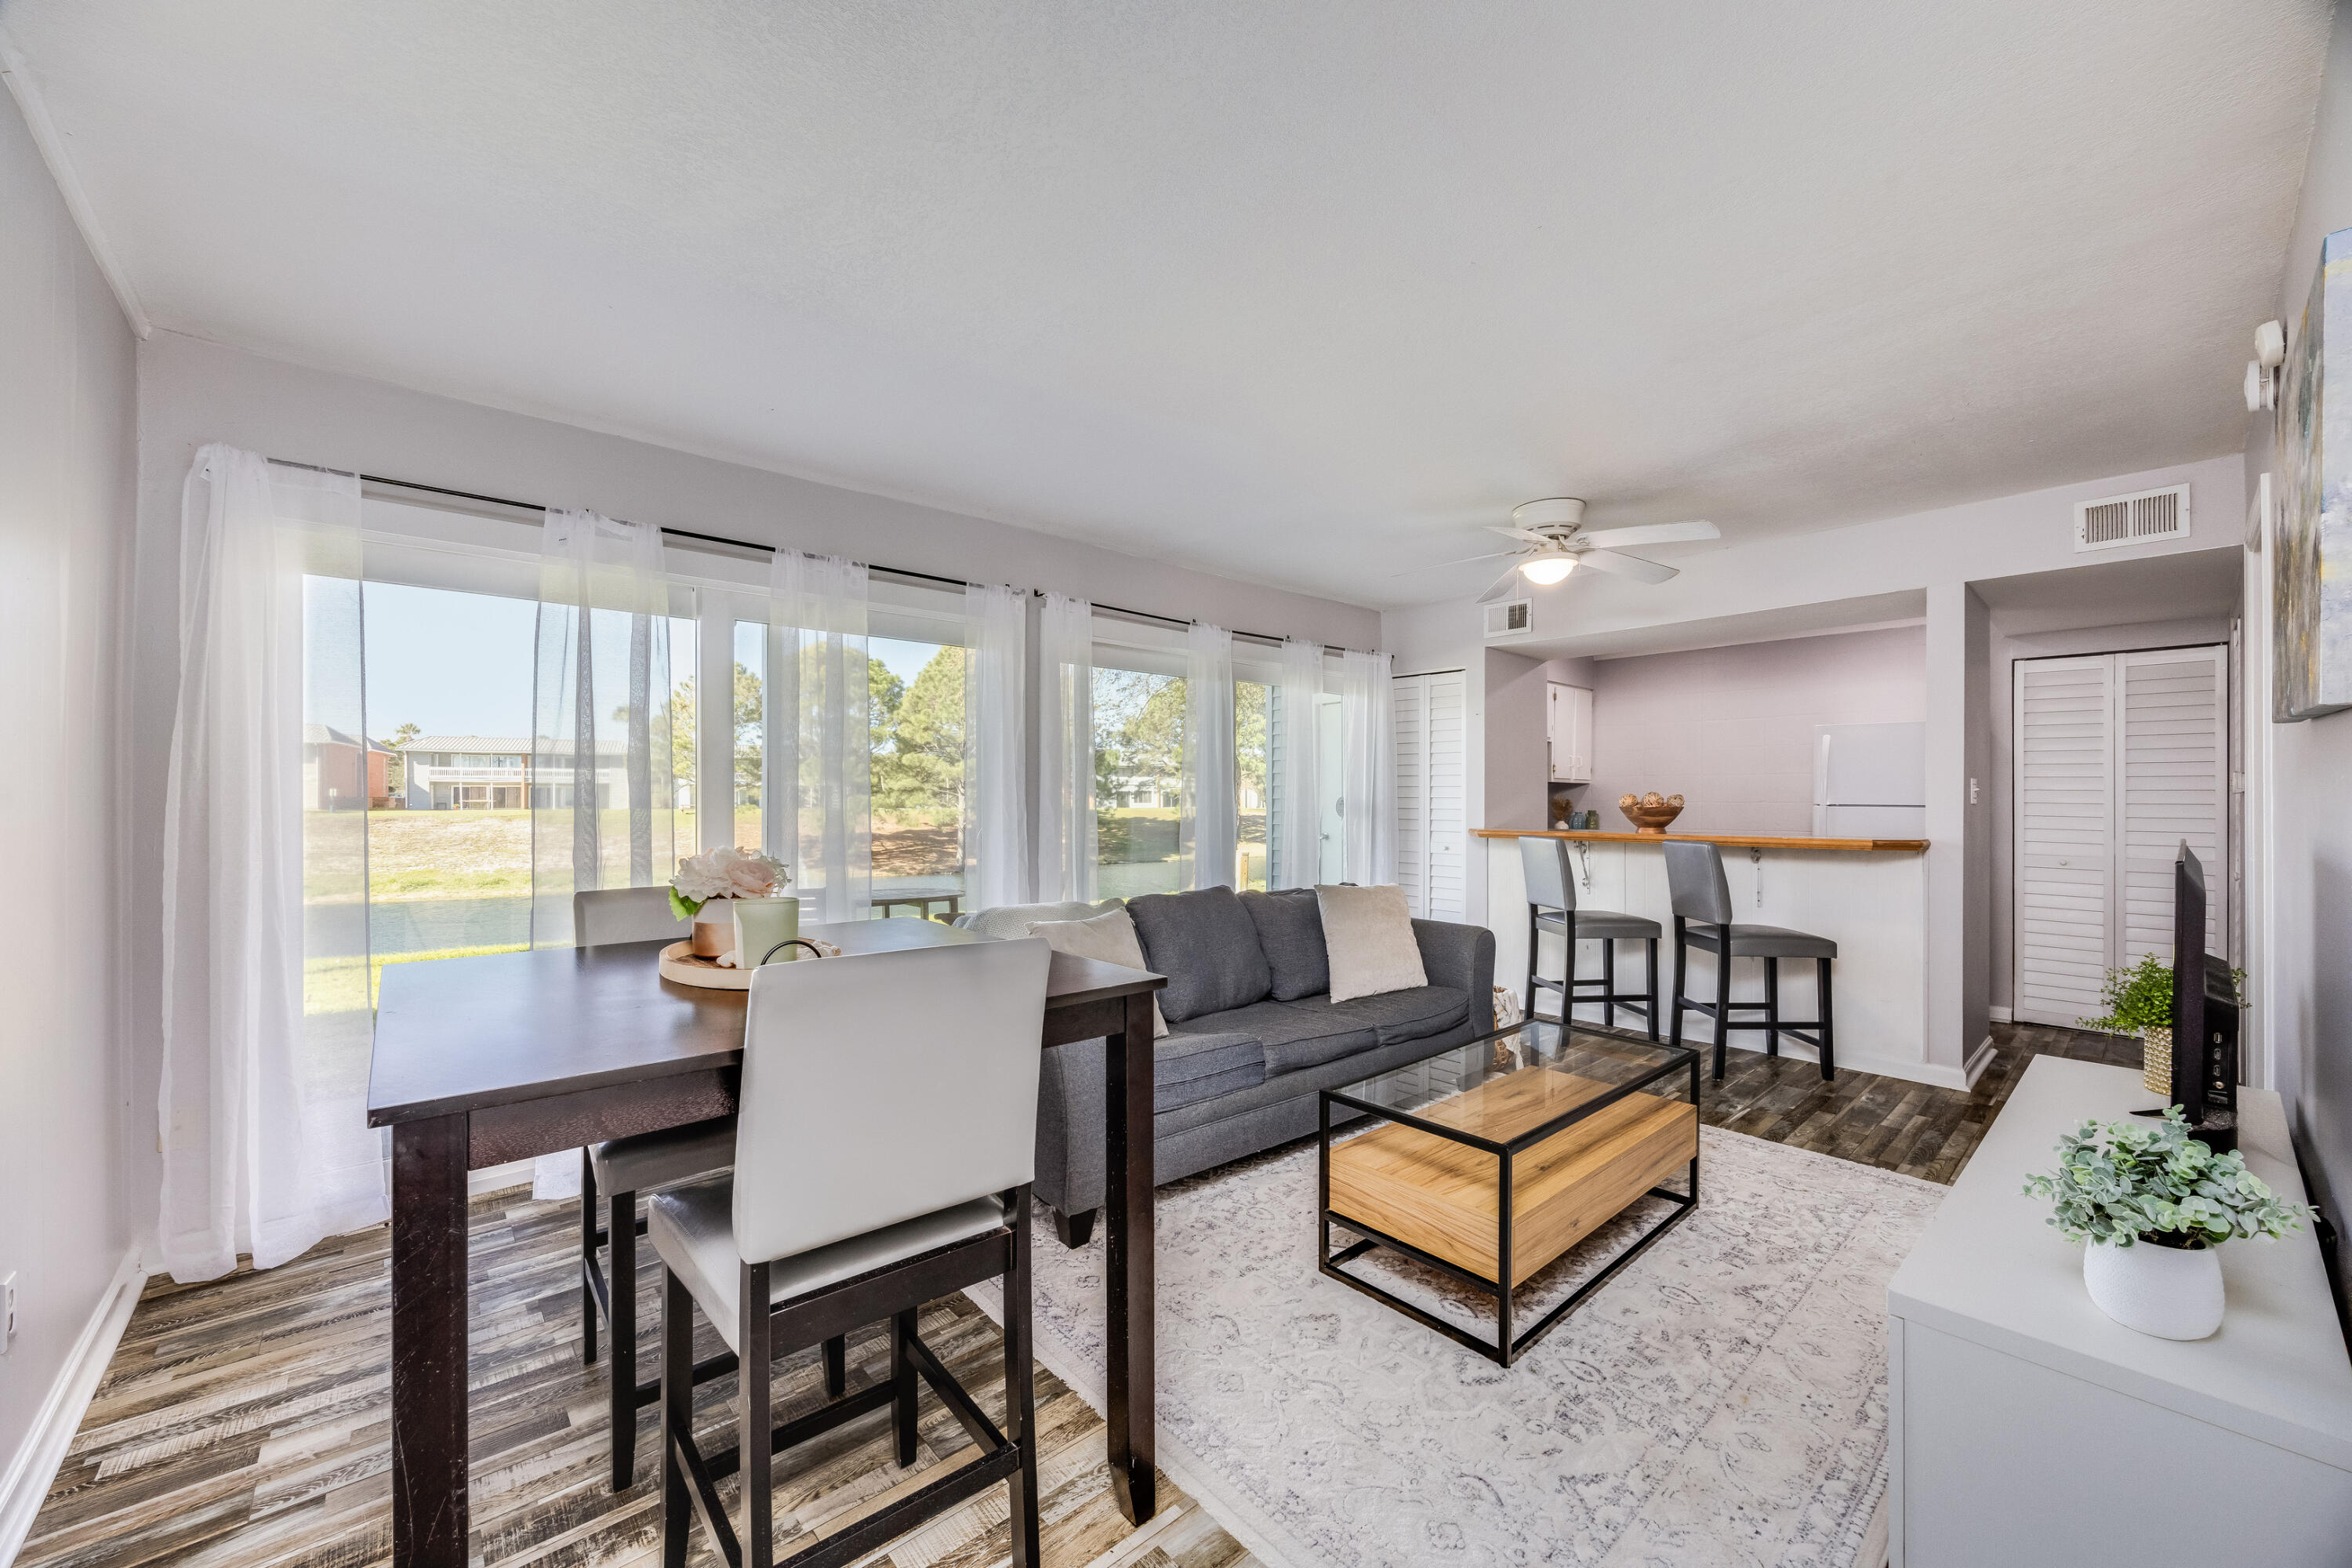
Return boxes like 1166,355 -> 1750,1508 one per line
1617,791 -> 1686,834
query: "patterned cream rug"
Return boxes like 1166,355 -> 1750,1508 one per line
973,1127 -> 1940,1568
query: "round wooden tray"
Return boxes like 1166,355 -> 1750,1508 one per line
656,939 -> 840,990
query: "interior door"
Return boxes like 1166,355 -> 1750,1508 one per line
1392,674 -> 1428,914
2013,656 -> 2117,1026
2012,645 -> 2228,1027
1423,670 -> 1468,921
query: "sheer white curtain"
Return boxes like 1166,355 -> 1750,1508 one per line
1339,648 -> 1397,885
962,582 -> 1029,909
530,508 -> 677,1196
1179,622 -> 1238,890
1274,638 -> 1324,888
1035,593 -> 1098,901
158,446 -> 387,1281
768,550 -> 871,923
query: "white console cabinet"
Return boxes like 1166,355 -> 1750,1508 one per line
1887,1057 -> 2352,1566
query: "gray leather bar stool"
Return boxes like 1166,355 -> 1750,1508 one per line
1519,835 -> 1661,1038
571,887 -> 845,1492
1662,840 -> 1837,1082
654,937 -> 1052,1568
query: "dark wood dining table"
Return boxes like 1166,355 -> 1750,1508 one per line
366,916 -> 1167,1567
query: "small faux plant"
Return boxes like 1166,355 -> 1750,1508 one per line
2023,1108 -> 2313,1250
670,845 -> 790,921
2078,953 -> 2245,1036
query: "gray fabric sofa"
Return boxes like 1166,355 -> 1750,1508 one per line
960,885 -> 1494,1246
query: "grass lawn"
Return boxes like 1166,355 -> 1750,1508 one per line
307,942 -> 527,1013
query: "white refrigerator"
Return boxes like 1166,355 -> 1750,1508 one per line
1813,721 -> 1926,838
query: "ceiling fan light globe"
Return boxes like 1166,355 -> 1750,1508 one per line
1519,555 -> 1577,586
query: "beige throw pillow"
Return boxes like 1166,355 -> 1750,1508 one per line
1026,907 -> 1168,1037
1316,884 -> 1428,1003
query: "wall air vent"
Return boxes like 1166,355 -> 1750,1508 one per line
1484,598 -> 1533,640
2073,485 -> 2190,553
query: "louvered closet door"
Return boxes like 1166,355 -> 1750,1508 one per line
1393,675 -> 1428,914
2014,657 -> 2117,1026
1422,670 -> 1468,921
2118,648 -> 2226,962
2012,646 -> 2229,1027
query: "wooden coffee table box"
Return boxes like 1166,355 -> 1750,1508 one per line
1319,1022 -> 1700,1363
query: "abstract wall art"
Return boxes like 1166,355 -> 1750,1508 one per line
2273,224 -> 2352,721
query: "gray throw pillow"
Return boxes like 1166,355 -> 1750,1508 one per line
1239,887 -> 1329,1000
1124,886 -> 1274,1024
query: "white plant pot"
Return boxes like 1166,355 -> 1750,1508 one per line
2082,1239 -> 2224,1340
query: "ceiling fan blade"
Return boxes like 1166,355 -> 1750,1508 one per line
1394,549 -> 1520,575
1577,520 -> 1720,549
1475,562 -> 1526,603
1485,524 -> 1559,545
1573,547 -> 1679,584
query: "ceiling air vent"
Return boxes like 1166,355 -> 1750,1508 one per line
1484,598 -> 1533,640
2074,485 -> 2190,553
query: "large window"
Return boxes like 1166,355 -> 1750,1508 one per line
1093,664 -> 1185,898
1236,676 -> 1271,891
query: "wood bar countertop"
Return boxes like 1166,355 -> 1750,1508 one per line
1473,827 -> 1929,852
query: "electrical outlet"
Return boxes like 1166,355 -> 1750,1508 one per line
3,1272 -> 16,1349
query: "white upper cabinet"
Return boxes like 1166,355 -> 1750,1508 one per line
1547,681 -> 1593,783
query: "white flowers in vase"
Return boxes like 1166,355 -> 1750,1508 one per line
670,845 -> 791,922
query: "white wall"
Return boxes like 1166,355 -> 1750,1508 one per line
1564,625 -> 1926,837
2247,3 -> 2352,1297
0,82 -> 136,1526
1483,647 -> 1547,830
122,332 -> 1384,1240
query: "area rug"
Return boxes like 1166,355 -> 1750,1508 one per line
970,1127 -> 1940,1568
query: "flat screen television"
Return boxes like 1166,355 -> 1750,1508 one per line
2169,841 -> 2238,1151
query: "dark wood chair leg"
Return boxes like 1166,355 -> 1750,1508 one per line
608,1188 -> 637,1491
1668,919 -> 1688,1051
580,1150 -> 600,1367
1765,957 -> 1781,1058
1818,956 -> 1837,1080
1525,907 -> 1541,1023
891,1308 -> 920,1468
1644,937 -> 1660,1042
1005,1188 -> 1043,1568
661,1269 -> 693,1568
1051,1207 -> 1096,1249
1711,933 -> 1731,1083
741,1261 -> 775,1568
1602,933 -> 1617,1029
824,1334 -> 847,1399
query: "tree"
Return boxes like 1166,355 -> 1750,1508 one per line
381,720 -> 423,796
873,647 -> 964,812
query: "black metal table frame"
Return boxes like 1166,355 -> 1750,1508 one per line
1316,1027 -> 1701,1366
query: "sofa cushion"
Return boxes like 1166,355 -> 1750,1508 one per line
1181,998 -> 1377,1077
1153,1030 -> 1265,1113
956,897 -> 1123,940
1317,884 -> 1430,1003
1240,887 -> 1329,1001
1027,908 -> 1167,1037
1328,985 -> 1472,1047
1126,886 -> 1273,1024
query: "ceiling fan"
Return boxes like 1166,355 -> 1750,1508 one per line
1420,499 -> 1721,601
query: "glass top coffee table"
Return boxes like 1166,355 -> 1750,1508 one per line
1318,1017 -> 1700,1365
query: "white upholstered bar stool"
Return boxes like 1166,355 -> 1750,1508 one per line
1519,836 -> 1661,1037
653,937 -> 1053,1568
1661,841 -> 1838,1083
572,887 -> 800,1494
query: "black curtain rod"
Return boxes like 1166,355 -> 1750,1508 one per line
346,468 -> 1362,652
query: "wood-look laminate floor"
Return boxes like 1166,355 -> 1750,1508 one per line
20,1020 -> 2129,1568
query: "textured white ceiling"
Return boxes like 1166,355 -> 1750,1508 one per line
2,1 -> 2328,606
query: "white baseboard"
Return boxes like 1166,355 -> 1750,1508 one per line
1646,1030 -> 1980,1093
1989,1004 -> 2013,1024
470,1159 -> 535,1197
0,1246 -> 146,1567
1961,1034 -> 1998,1091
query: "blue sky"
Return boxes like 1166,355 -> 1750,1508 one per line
359,581 -> 947,740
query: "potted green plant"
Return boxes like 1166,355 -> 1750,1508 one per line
2077,953 -> 2178,1093
2023,1108 -> 2312,1339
